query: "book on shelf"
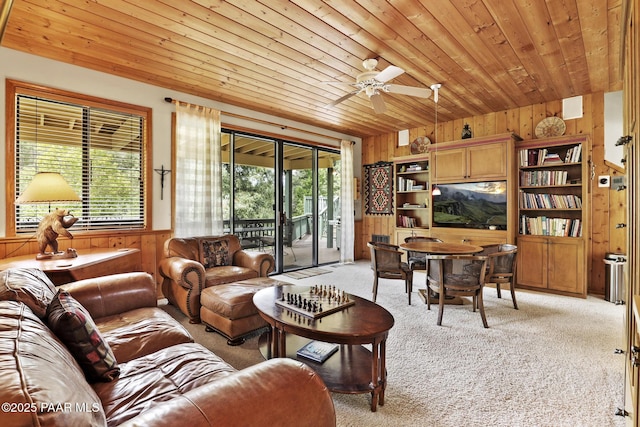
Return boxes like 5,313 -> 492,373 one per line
296,340 -> 339,363
564,144 -> 582,163
520,215 -> 582,237
519,144 -> 582,167
542,152 -> 563,164
520,170 -> 568,186
397,177 -> 427,192
398,214 -> 418,228
405,163 -> 424,171
519,191 -> 582,209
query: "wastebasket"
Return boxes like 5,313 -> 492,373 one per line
604,253 -> 626,304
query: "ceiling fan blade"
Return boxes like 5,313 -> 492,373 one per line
375,65 -> 404,83
369,93 -> 387,114
325,90 -> 360,107
386,84 -> 432,98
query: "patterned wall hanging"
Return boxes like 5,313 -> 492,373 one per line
363,161 -> 394,215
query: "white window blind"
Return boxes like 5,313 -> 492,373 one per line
15,95 -> 145,232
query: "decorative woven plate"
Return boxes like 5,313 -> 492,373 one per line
535,116 -> 566,138
410,136 -> 431,154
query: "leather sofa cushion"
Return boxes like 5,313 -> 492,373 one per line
93,342 -> 236,426
0,301 -> 107,426
95,306 -> 194,363
47,290 -> 120,382
204,266 -> 258,287
0,268 -> 57,319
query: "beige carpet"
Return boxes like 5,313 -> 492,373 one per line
162,261 -> 626,427
282,267 -> 332,280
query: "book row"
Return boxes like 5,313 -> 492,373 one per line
520,170 -> 574,187
520,215 -> 582,237
397,177 -> 427,192
518,143 -> 582,166
397,215 -> 419,228
519,191 -> 582,209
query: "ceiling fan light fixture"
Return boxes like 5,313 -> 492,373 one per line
325,58 -> 431,114
362,58 -> 378,71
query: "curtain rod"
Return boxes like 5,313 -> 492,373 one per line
164,97 -> 352,144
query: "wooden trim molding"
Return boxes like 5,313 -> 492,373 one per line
0,0 -> 14,43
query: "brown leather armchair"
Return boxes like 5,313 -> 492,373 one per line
159,234 -> 275,323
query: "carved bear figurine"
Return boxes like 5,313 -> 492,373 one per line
36,208 -> 79,255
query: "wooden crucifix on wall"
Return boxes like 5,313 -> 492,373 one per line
154,165 -> 171,200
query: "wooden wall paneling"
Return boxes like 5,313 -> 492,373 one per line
89,237 -> 109,249
531,103 -> 548,131
124,234 -> 142,250
136,233 -> 156,280
504,108 -> 520,135
609,170 -> 627,256
589,92 -> 608,294
108,236 -> 127,249
518,105 -> 535,139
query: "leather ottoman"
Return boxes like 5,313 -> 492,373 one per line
200,277 -> 290,345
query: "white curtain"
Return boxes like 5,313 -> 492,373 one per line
174,103 -> 223,237
340,140 -> 355,264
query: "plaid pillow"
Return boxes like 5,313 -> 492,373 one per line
200,239 -> 230,268
46,290 -> 120,382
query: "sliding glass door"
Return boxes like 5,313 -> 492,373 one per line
221,130 -> 340,274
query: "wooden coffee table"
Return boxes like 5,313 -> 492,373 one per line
253,285 -> 394,412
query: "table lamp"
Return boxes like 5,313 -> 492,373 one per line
15,172 -> 82,260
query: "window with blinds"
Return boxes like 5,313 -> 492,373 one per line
15,94 -> 146,232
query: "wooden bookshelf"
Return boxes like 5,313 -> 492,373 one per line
392,154 -> 430,244
515,134 -> 591,297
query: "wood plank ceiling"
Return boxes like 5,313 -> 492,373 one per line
1,0 -> 623,138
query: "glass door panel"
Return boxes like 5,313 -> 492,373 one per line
230,133 -> 276,256
283,144 -> 314,271
318,151 -> 341,265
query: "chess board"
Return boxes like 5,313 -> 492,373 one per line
275,285 -> 355,319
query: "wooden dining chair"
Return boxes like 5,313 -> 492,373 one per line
478,244 -> 518,309
425,254 -> 489,328
403,236 -> 443,271
367,241 -> 414,305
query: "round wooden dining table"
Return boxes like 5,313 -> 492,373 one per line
399,241 -> 483,255
399,241 -> 484,304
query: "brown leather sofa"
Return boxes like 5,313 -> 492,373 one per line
0,268 -> 335,427
159,234 -> 275,323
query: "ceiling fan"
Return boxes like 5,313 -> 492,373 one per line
324,58 -> 432,114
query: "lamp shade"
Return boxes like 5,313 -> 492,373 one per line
15,172 -> 81,204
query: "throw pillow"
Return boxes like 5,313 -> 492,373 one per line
46,290 -> 120,382
200,239 -> 230,268
0,268 -> 57,319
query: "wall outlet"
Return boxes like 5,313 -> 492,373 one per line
598,175 -> 610,188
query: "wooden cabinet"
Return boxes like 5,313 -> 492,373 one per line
432,137 -> 510,182
428,133 -> 520,244
393,155 -> 430,244
517,235 -> 585,295
515,134 -> 590,297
